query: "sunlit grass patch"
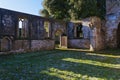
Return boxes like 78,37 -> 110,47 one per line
62,58 -> 120,69
41,68 -> 105,80
86,52 -> 120,58
0,49 -> 120,80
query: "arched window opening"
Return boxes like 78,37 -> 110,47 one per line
18,20 -> 22,38
44,21 -> 50,38
18,18 -> 28,39
76,23 -> 83,38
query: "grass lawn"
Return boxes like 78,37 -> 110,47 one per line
0,49 -> 120,80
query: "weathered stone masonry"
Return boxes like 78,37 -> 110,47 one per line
0,8 -> 110,52
1,0 -> 120,53
67,17 -> 105,51
105,0 -> 120,48
0,8 -> 66,52
67,0 -> 120,50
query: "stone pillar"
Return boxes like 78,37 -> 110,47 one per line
89,28 -> 96,51
89,17 -> 105,51
67,22 -> 74,39
74,25 -> 77,38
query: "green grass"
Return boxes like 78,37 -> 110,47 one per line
0,49 -> 120,80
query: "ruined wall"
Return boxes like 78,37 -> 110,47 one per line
105,0 -> 120,48
0,8 -> 111,52
0,8 -> 66,52
91,17 -> 106,51
31,40 -> 54,51
68,18 -> 91,49
51,22 -> 66,39
13,40 -> 30,51
67,17 -> 106,51
0,9 -> 16,36
30,17 -> 45,40
12,40 -> 54,52
0,37 -> 12,52
67,22 -> 74,39
68,39 -> 90,49
68,0 -> 120,50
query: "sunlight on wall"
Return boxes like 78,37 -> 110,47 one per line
62,58 -> 120,69
40,68 -> 105,80
90,44 -> 94,51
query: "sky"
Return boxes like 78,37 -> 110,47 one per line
0,0 -> 44,16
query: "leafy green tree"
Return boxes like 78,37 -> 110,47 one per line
40,0 -> 106,20
41,0 -> 70,20
40,9 -> 50,18
96,0 -> 106,18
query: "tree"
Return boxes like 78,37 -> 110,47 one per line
40,0 -> 106,20
41,0 -> 70,20
40,9 -> 50,18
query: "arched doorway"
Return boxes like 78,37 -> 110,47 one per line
117,23 -> 120,48
1,37 -> 11,51
55,30 -> 63,48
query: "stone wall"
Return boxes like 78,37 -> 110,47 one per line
105,20 -> 118,48
68,39 -> 90,49
31,40 -> 55,51
0,37 -> 12,52
12,40 -> 55,52
13,40 -> 30,51
0,8 -> 66,53
90,17 -> 106,50
106,0 -> 120,15
2,5 -> 120,52
68,18 -> 91,49
105,0 -> 120,48
0,39 -> 55,53
68,17 -> 106,51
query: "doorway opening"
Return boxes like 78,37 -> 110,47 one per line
1,37 -> 11,51
55,30 -> 62,48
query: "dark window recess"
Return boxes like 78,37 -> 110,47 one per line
117,23 -> 120,48
76,24 -> 83,38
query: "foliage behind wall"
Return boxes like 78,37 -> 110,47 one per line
40,0 -> 106,21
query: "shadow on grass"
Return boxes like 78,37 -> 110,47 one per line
39,49 -> 120,79
55,49 -> 120,64
40,62 -> 120,80
0,49 -> 120,80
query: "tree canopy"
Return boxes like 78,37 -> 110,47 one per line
40,0 -> 106,21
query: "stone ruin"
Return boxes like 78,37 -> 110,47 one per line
0,8 -> 66,53
0,0 -> 120,53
